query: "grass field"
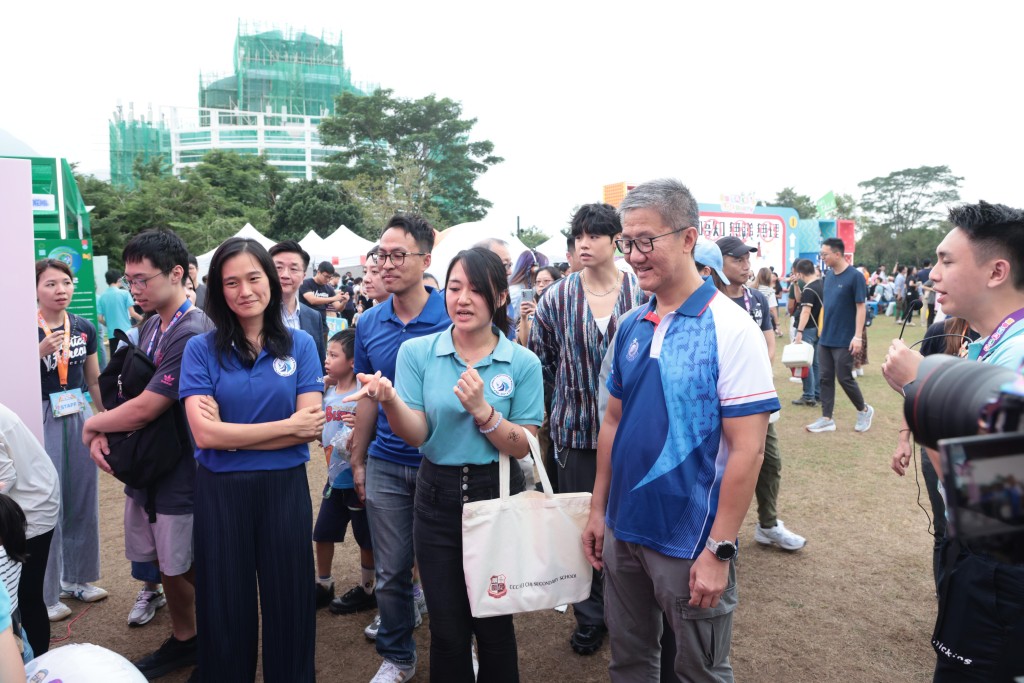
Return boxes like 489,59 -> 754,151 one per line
54,311 -> 940,682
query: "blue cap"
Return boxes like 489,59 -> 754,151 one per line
694,239 -> 730,285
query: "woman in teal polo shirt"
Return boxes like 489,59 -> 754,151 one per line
351,247 -> 543,683
179,238 -> 325,683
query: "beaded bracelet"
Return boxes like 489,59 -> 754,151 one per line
480,412 -> 503,434
474,405 -> 495,428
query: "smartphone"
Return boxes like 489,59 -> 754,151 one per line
521,289 -> 535,303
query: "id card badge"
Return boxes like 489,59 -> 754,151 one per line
50,389 -> 86,418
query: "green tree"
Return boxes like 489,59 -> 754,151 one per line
764,187 -> 816,219
340,158 -> 444,237
857,165 -> 963,233
854,222 -> 945,269
270,179 -> 366,242
75,174 -> 129,269
835,193 -> 858,220
319,88 -> 503,226
517,225 -> 550,249
187,150 -> 286,211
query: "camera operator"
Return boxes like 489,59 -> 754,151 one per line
881,201 -> 1024,682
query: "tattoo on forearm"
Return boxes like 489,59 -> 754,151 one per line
507,429 -> 521,443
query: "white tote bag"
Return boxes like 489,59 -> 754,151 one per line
462,431 -> 593,617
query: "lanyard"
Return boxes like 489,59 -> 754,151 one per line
38,310 -> 72,388
146,299 -> 192,358
979,306 -> 1024,361
741,287 -> 752,315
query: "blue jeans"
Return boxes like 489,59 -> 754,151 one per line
131,560 -> 161,584
365,456 -> 419,667
800,328 -> 821,402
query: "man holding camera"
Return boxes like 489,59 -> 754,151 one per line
882,200 -> 1024,682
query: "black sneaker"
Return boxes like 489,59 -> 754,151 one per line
315,581 -> 335,609
791,397 -> 817,406
132,634 -> 198,680
329,585 -> 377,615
570,624 -> 607,655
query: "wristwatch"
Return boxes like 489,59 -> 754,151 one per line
705,536 -> 737,562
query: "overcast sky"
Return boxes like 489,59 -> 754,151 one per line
2,0 -> 1020,235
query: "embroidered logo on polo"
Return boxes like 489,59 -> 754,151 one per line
273,356 -> 297,377
626,337 -> 640,362
490,374 -> 514,397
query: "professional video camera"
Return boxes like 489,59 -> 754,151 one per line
904,355 -> 1024,565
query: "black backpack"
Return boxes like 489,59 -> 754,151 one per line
97,328 -> 190,519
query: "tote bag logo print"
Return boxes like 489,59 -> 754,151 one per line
487,574 -> 508,599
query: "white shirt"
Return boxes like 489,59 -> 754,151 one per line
0,403 -> 60,539
281,295 -> 302,331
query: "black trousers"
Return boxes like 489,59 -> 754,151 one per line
556,448 -> 605,628
920,449 -> 947,590
19,529 -> 54,655
818,345 -> 866,419
194,465 -> 315,682
414,457 -> 524,683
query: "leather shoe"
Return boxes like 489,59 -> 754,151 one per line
570,624 -> 607,655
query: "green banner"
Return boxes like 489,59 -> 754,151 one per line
35,238 -> 97,327
816,191 -> 837,218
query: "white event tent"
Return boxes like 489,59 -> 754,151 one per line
534,233 -> 568,264
196,223 -> 275,277
429,222 -> 531,282
317,225 -> 376,270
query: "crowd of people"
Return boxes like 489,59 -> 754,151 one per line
0,180 -> 1022,683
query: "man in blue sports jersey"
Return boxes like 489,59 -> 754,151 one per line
583,178 -> 780,682
882,201 -> 1024,682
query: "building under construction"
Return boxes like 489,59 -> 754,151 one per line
109,22 -> 375,187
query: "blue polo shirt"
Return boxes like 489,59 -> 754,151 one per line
354,287 -> 451,467
606,277 -> 781,559
396,326 -> 544,466
179,328 -> 324,472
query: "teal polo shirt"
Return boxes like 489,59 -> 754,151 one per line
395,325 -> 544,466
967,317 -> 1024,368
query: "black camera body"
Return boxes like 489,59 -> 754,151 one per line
905,355 -> 1024,564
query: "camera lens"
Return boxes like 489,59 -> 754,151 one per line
904,355 -> 1017,449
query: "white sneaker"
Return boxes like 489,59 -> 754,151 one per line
472,637 -> 479,678
48,602 -> 72,622
805,417 -> 836,433
369,659 -> 416,683
364,613 -> 381,640
60,582 -> 109,603
414,603 -> 423,629
754,520 -> 807,551
413,585 -> 428,617
128,587 -> 167,626
855,404 -> 875,433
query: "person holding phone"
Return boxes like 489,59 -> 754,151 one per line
515,266 -> 561,347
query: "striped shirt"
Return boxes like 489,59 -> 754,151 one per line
0,546 -> 19,612
529,270 -> 648,450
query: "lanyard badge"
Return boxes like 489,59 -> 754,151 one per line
38,310 -> 72,389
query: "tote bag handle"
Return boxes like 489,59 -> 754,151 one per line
498,428 -> 553,502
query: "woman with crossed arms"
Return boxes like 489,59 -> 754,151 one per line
348,247 -> 543,683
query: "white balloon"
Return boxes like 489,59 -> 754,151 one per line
25,643 -> 147,683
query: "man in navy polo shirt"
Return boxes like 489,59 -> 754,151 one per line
349,214 -> 450,683
583,178 -> 779,681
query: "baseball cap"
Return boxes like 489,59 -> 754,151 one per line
693,239 -> 730,286
716,236 -> 757,259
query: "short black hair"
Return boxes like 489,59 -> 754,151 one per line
566,236 -> 576,253
0,494 -> 27,564
822,237 -> 845,253
570,203 -> 622,239
188,254 -> 198,269
317,261 -> 335,275
922,258 -> 932,268
269,240 -> 311,270
949,200 -> 1024,290
329,328 -> 356,359
123,229 -> 190,276
105,269 -> 122,285
384,214 -> 435,253
794,258 -> 816,276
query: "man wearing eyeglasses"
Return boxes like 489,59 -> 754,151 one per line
583,178 -> 777,682
270,240 -> 327,374
529,203 -> 647,656
348,214 -> 449,683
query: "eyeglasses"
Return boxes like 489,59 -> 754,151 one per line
275,264 -> 305,276
371,251 -> 426,267
121,270 -> 169,291
615,228 -> 685,255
